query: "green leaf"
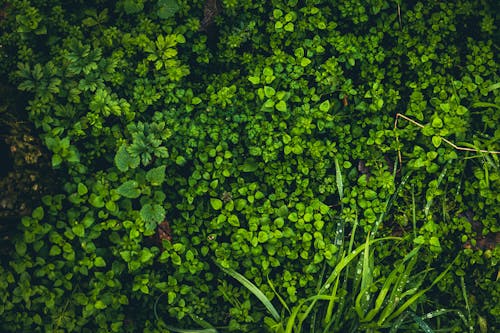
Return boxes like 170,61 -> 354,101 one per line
77,183 -> 88,195
72,224 -> 85,237
52,154 -> 62,167
123,0 -> 143,14
15,242 -> 27,256
210,198 -> 223,210
300,58 -> 311,67
140,203 -> 166,225
32,206 -> 44,220
146,165 -> 166,186
432,136 -> 442,148
242,159 -> 258,172
95,300 -> 107,309
275,100 -> 287,112
157,0 -> 179,19
94,257 -> 106,267
264,86 -> 276,98
218,264 -> 281,322
49,245 -> 61,256
117,180 -> 141,198
115,145 -> 140,172
319,100 -> 330,112
248,76 -> 260,84
228,214 -> 240,227
431,117 -> 443,128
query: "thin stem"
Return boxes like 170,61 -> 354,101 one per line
394,113 -> 500,165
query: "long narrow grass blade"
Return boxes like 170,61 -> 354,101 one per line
285,295 -> 336,333
385,255 -> 458,322
424,162 -> 449,217
319,237 -> 401,295
408,311 -> 434,333
411,184 -> 416,238
163,326 -> 218,333
371,171 -> 412,238
334,156 -> 343,202
188,313 -> 218,330
297,295 -> 336,331
420,308 -> 470,330
267,274 -> 291,314
362,266 -> 399,322
388,310 -> 410,333
357,234 -> 374,317
334,156 -> 346,256
472,101 -> 500,110
460,276 -> 474,333
324,271 -> 341,324
218,265 -> 281,322
378,249 -> 420,325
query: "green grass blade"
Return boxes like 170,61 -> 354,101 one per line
385,255 -> 458,322
163,326 -> 218,333
357,234 -> 374,317
362,266 -> 399,322
218,265 -> 281,322
472,101 -> 500,110
420,308 -> 470,330
319,237 -> 401,296
267,274 -> 291,314
408,311 -> 434,333
371,171 -> 412,238
285,295 -> 336,333
424,162 -> 449,217
334,156 -> 343,202
377,249 -> 420,325
460,276 -> 474,333
324,271 -> 341,324
388,311 -> 410,333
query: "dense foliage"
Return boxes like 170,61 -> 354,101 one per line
0,0 -> 498,332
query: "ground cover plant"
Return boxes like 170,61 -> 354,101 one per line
0,0 -> 498,332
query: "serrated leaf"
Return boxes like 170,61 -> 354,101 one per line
140,203 -> 165,225
115,145 -> 140,172
146,165 -> 166,186
123,0 -> 143,14
117,180 -> 141,198
157,0 -> 179,19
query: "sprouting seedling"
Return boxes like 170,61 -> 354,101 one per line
393,113 -> 500,165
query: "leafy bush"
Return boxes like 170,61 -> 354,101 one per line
0,0 -> 498,332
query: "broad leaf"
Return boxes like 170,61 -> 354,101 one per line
117,180 -> 141,198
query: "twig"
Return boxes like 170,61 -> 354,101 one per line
394,113 -> 500,164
